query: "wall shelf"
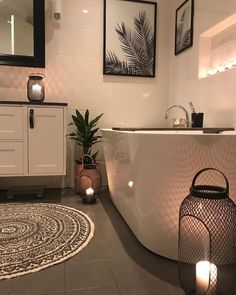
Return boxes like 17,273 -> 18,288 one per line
199,13 -> 236,78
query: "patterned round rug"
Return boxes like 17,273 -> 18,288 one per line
0,203 -> 94,280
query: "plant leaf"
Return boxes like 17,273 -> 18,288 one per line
89,113 -> 104,128
85,109 -> 89,126
112,11 -> 154,76
105,51 -> 133,74
67,108 -> 103,163
115,22 -> 142,69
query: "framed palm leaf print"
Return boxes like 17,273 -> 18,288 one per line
103,0 -> 157,78
175,0 -> 194,55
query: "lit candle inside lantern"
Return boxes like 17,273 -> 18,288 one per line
86,187 -> 94,196
207,67 -> 217,76
217,65 -> 225,73
175,118 -> 180,125
196,261 -> 217,295
128,181 -> 134,188
32,83 -> 42,100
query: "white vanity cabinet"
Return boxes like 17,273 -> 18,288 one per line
0,106 -> 24,175
0,102 -> 67,176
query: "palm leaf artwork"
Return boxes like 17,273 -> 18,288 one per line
105,11 -> 155,76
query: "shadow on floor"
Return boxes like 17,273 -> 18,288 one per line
98,187 -> 182,288
0,188 -> 63,204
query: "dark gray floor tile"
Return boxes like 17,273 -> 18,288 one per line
118,280 -> 174,295
61,198 -> 95,220
10,264 -> 64,295
104,237 -> 143,268
112,262 -> 160,285
93,213 -> 135,242
43,292 -> 64,295
92,225 -> 127,241
169,285 -> 186,295
0,279 -> 13,295
65,260 -> 116,291
65,239 -> 107,264
104,232 -> 180,287
0,187 -> 182,295
65,285 -> 120,295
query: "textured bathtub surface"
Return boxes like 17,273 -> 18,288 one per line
102,129 -> 236,260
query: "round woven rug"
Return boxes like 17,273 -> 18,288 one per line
0,202 -> 94,280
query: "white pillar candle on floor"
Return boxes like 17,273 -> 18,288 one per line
32,84 -> 42,100
196,261 -> 217,295
86,187 -> 94,196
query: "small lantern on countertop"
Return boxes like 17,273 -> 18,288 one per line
178,168 -> 236,295
27,73 -> 45,102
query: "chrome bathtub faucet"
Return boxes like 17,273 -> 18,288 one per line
165,105 -> 191,127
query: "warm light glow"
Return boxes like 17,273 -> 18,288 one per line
196,261 -> 217,295
86,187 -> 94,196
82,9 -> 89,13
217,65 -> 225,72
224,62 -> 233,69
32,84 -> 42,99
207,68 -> 217,76
198,203 -> 203,210
142,92 -> 150,98
231,60 -> 236,66
207,59 -> 236,76
128,181 -> 134,188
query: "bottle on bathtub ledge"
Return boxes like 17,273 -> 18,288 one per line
172,118 -> 186,128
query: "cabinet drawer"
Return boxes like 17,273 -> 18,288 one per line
0,107 -> 24,140
0,142 -> 24,175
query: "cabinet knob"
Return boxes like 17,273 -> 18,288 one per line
29,109 -> 34,129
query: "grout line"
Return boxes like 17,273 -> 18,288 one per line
8,278 -> 13,295
63,262 -> 66,295
111,270 -> 122,295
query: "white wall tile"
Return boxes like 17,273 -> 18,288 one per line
0,0 -> 171,188
169,0 -> 236,128
61,0 -> 103,30
48,28 -> 102,58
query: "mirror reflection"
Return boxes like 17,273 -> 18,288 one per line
0,0 -> 33,56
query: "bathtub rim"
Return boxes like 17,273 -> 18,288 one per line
102,128 -> 236,135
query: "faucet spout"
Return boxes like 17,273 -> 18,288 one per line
165,105 -> 191,127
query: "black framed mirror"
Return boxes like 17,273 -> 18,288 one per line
0,0 -> 45,68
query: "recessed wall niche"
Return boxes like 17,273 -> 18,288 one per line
199,13 -> 236,78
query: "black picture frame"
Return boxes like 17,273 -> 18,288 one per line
175,0 -> 194,55
0,0 -> 45,68
103,0 -> 157,78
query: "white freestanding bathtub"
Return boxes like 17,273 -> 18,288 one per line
101,129 -> 236,260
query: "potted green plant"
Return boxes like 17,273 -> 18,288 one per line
68,109 -> 103,203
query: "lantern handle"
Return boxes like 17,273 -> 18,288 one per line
191,167 -> 229,193
81,154 -> 95,166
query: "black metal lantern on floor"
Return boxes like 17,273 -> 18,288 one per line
178,168 -> 236,295
74,155 -> 101,204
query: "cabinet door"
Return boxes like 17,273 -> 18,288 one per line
28,107 -> 64,175
0,106 -> 23,140
0,142 -> 24,175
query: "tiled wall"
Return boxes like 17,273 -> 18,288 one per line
0,0 -> 172,188
169,0 -> 236,128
